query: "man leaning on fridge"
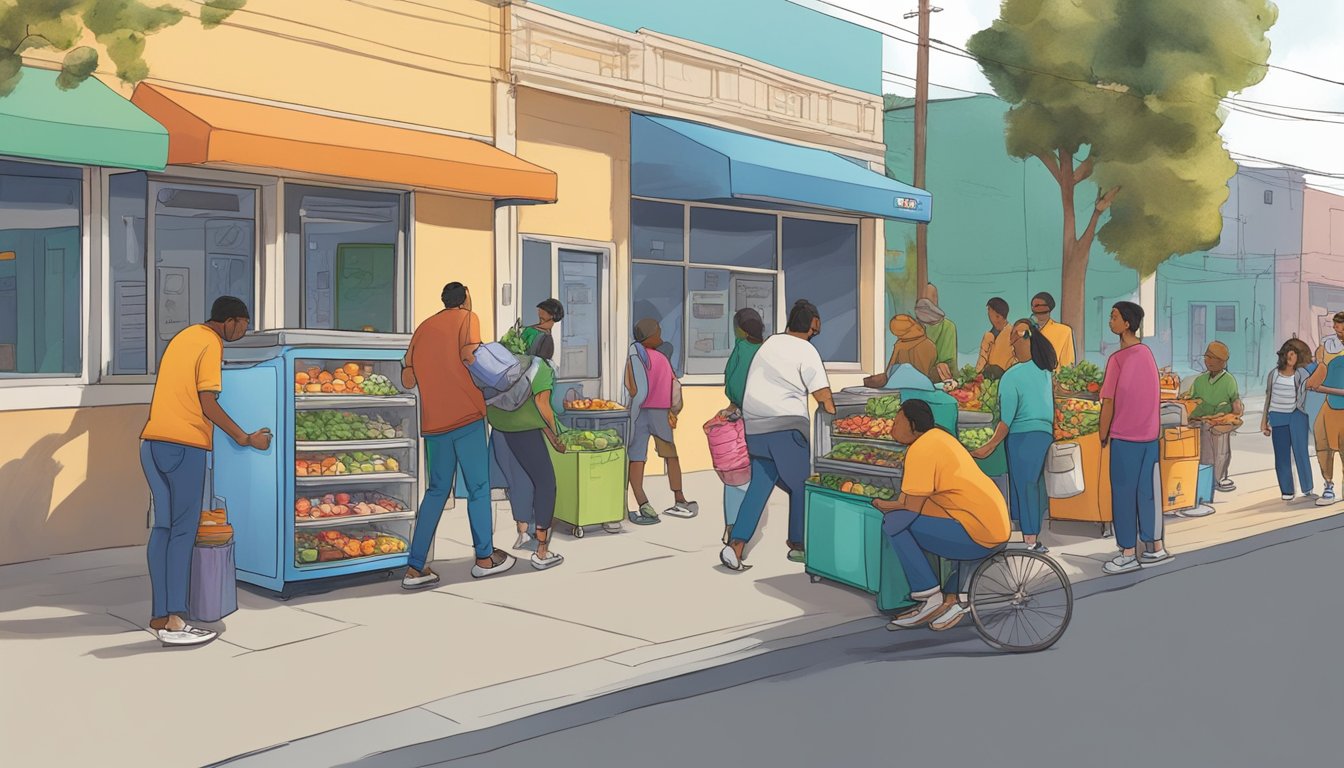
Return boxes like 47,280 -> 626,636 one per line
140,296 -> 272,647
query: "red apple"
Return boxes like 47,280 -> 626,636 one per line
335,492 -> 351,506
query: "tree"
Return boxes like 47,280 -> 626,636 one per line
967,0 -> 1276,351
1,0 -> 246,97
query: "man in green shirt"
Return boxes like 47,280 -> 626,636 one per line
1184,341 -> 1243,492
487,362 -> 567,569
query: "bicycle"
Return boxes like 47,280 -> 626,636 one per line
962,545 -> 1073,653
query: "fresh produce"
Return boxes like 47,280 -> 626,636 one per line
834,414 -> 896,441
1054,398 -> 1101,440
1159,370 -> 1182,392
1056,361 -> 1104,395
949,375 -> 999,413
295,410 -> 401,441
958,427 -> 996,451
294,363 -> 398,396
814,473 -> 896,500
295,492 -> 405,521
294,528 -> 407,565
295,452 -> 400,476
863,395 -> 901,419
501,325 -> 529,355
825,442 -> 905,469
567,398 -> 623,411
557,428 -> 623,452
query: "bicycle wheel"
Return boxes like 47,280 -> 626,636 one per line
969,550 -> 1072,653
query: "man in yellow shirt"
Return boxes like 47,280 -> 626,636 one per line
976,297 -> 1015,376
140,296 -> 271,647
874,400 -> 1011,632
1031,292 -> 1076,369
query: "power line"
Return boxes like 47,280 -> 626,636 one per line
1252,58 -> 1344,88
883,69 -> 986,96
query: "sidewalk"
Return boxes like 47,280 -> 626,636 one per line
1,453 -> 1339,768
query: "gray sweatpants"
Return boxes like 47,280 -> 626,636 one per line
1197,421 -> 1232,484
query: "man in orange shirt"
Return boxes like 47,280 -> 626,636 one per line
401,282 -> 516,588
141,296 -> 271,647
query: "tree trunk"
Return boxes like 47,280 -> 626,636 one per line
1044,149 -> 1118,363
1060,244 -> 1089,361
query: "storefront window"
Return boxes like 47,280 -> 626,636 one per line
153,183 -> 256,365
782,217 -> 859,363
285,185 -> 406,333
0,160 -> 82,376
689,208 -> 776,270
631,262 -> 685,376
631,198 -> 860,376
632,199 -> 684,262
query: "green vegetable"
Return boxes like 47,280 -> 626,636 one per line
864,395 -> 901,419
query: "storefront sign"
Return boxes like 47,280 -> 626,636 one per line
895,197 -> 920,210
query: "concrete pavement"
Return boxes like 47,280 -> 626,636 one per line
1,411 -> 1339,768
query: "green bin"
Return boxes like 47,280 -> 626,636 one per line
548,445 -> 627,530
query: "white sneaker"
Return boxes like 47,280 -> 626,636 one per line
664,501 -> 699,519
513,531 -> 533,550
157,625 -> 217,647
719,545 -> 750,572
1103,554 -> 1141,575
888,593 -> 948,629
930,602 -> 970,632
531,550 -> 564,570
1316,485 -> 1338,506
471,551 -> 517,579
401,568 -> 441,590
1282,494 -> 1296,502
1140,549 -> 1173,565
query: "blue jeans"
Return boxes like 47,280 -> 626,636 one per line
882,509 -> 995,595
1269,410 -> 1313,496
730,430 -> 810,546
409,420 -> 493,567
1006,432 -> 1052,537
1109,438 -> 1161,550
141,440 -> 208,619
723,483 -> 748,528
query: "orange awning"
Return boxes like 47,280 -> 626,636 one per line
131,83 -> 557,203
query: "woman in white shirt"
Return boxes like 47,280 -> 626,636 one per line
1262,338 -> 1314,501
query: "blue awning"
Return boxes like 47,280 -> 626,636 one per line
630,114 -> 931,222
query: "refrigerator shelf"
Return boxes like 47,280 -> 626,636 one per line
814,457 -> 904,479
295,439 -> 414,452
294,510 -> 416,528
293,552 -> 408,571
296,472 -> 416,486
295,395 -> 416,410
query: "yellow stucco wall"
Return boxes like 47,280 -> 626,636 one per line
412,196 -> 497,333
0,406 -> 151,565
26,0 -> 502,138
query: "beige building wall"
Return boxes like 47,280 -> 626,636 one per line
413,197 -> 498,332
1297,188 -> 1344,347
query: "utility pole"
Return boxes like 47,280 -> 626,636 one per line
904,2 -> 941,299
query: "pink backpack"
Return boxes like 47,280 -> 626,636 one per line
704,414 -> 750,486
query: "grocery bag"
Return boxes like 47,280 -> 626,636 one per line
189,541 -> 238,623
468,342 -> 523,391
704,413 -> 750,486
1045,441 -> 1085,499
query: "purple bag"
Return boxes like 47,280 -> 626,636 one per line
190,542 -> 238,623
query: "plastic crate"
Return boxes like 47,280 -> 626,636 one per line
549,445 -> 627,530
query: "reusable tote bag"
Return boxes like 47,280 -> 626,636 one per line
1045,441 -> 1085,499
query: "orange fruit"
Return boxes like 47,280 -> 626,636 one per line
331,379 -> 347,391
306,383 -> 323,393
353,375 -> 365,384
321,383 -> 335,393
343,363 -> 361,376
334,370 -> 349,381
318,371 -> 334,384
295,372 -> 310,385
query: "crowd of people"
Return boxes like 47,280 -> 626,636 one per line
134,277 -> 1344,645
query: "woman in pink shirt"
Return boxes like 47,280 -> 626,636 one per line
624,319 -> 696,524
1099,301 -> 1170,575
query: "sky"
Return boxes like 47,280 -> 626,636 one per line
795,0 -> 1344,191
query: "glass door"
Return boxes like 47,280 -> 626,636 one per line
519,239 -> 608,399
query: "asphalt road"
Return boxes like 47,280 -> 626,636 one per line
345,515 -> 1344,768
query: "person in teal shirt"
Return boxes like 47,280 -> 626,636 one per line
718,308 -> 765,544
973,319 -> 1058,552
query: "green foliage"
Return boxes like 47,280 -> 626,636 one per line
967,0 -> 1277,274
0,0 -> 245,96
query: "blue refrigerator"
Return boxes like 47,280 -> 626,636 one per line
214,331 -> 421,592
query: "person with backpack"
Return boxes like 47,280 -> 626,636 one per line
625,318 -> 696,524
486,348 -> 566,570
401,282 -> 515,588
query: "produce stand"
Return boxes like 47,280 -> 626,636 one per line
559,402 -> 629,446
549,428 -> 626,537
806,388 -> 951,612
948,367 -> 1005,482
1049,365 -> 1110,534
215,330 -> 420,593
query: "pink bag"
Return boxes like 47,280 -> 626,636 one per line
704,414 -> 751,486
